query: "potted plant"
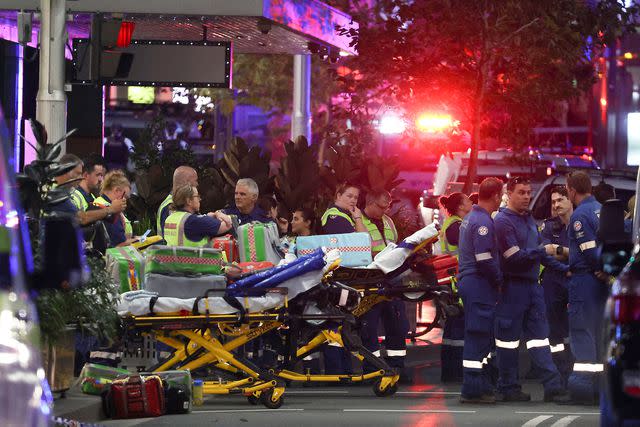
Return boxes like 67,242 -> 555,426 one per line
17,119 -> 120,394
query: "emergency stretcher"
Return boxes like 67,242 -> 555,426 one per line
116,225 -> 461,408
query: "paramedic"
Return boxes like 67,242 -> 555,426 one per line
320,183 -> 366,375
458,177 -> 503,404
493,177 -> 568,403
94,170 -> 136,247
360,190 -> 406,376
157,166 -> 199,237
163,184 -> 232,247
538,186 -> 574,383
439,192 -> 472,382
564,171 -> 605,405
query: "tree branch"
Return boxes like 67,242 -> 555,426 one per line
498,17 -> 540,46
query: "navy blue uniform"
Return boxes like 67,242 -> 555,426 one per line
440,218 -> 465,383
321,206 -> 355,375
566,195 -> 606,402
458,205 -> 501,398
183,214 -> 222,241
223,205 -> 272,226
99,194 -> 127,247
540,217 -> 573,381
493,208 -> 565,395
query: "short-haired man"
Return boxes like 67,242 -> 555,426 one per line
564,171 -> 605,405
538,186 -> 574,383
222,178 -> 271,225
458,177 -> 504,404
493,177 -> 568,403
157,166 -> 198,236
70,154 -> 106,212
49,154 -> 125,226
359,191 -> 408,376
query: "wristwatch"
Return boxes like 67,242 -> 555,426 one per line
556,246 -> 563,256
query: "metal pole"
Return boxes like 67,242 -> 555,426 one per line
36,0 -> 67,154
291,54 -> 311,144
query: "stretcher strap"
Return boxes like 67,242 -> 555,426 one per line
148,296 -> 159,315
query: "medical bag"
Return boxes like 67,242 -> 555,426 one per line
212,235 -> 239,263
145,245 -> 225,276
102,374 -> 165,419
237,222 -> 283,264
411,254 -> 458,285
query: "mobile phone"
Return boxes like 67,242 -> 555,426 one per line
139,229 -> 151,243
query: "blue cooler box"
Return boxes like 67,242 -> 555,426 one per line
296,232 -> 372,267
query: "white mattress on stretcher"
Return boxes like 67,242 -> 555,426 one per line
117,269 -> 325,316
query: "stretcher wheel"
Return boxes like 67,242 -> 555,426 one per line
260,388 -> 284,409
247,395 -> 260,405
373,379 -> 398,397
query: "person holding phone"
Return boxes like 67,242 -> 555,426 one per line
93,170 -> 136,247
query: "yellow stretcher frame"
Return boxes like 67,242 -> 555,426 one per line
124,235 -> 442,403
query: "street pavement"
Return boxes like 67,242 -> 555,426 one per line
53,331 -> 600,427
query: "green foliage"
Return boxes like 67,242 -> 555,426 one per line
359,155 -> 404,193
216,137 -> 275,202
16,119 -> 78,219
128,116 -> 200,225
275,136 -> 321,216
36,254 -> 119,345
331,0 -> 640,189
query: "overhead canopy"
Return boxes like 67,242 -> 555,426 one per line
0,0 -> 357,55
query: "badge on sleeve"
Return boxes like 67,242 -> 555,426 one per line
478,226 -> 488,236
539,222 -> 545,231
573,221 -> 582,231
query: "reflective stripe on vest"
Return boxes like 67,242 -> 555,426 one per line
70,188 -> 89,211
163,211 -> 208,247
94,195 -> 132,238
362,214 -> 397,254
157,194 -> 173,237
440,215 -> 462,256
321,207 -> 355,227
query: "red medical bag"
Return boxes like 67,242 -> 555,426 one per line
106,374 -> 165,419
412,254 -> 458,285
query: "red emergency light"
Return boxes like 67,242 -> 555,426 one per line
416,113 -> 454,133
116,21 -> 135,48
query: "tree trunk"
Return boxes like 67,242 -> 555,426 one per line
464,67 -> 487,193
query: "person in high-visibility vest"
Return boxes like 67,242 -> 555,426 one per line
157,166 -> 198,237
438,192 -> 472,383
70,154 -> 106,213
163,184 -> 232,247
320,183 -> 368,234
359,190 -> 410,379
93,170 -> 136,247
319,183 -> 367,375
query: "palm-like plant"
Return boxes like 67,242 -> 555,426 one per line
216,137 -> 275,203
275,136 -> 321,216
16,119 -> 78,220
359,155 -> 404,193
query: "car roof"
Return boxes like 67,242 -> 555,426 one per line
539,174 -> 636,190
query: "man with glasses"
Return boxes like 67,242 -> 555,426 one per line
359,190 -> 407,378
493,177 -> 569,403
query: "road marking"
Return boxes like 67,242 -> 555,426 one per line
550,415 -> 580,427
343,409 -> 476,414
522,415 -> 554,426
516,411 -> 598,416
397,391 -> 461,395
193,409 -> 304,414
286,390 -> 349,394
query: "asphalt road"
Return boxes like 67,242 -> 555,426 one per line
56,383 -> 599,427
54,338 -> 600,427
